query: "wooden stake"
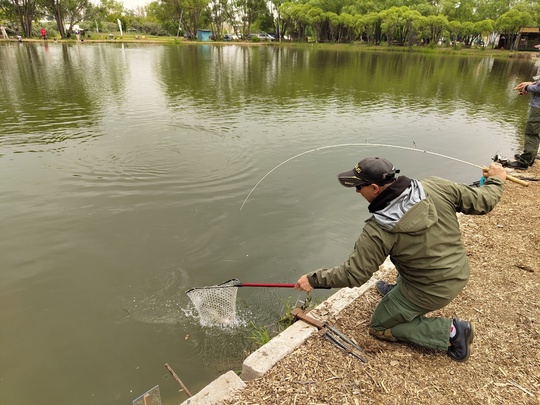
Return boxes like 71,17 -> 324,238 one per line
165,363 -> 193,397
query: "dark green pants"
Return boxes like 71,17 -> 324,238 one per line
519,106 -> 540,165
369,284 -> 452,351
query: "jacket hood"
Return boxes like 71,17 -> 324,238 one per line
372,179 -> 438,234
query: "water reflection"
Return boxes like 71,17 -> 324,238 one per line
0,43 -> 126,144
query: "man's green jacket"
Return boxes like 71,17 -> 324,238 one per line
307,176 -> 505,310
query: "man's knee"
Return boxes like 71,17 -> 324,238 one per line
369,327 -> 398,342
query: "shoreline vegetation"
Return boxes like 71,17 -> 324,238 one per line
2,34 -> 538,59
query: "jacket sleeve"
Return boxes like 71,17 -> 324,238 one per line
526,81 -> 540,93
307,221 -> 391,289
454,176 -> 504,214
423,176 -> 504,215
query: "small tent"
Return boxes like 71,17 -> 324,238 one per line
197,30 -> 212,41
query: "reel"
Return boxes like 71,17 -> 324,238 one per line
492,153 -> 509,165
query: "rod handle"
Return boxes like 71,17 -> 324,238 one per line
506,174 -> 529,187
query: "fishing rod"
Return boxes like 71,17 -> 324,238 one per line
239,143 -> 528,210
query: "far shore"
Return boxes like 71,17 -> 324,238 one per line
2,35 -> 538,59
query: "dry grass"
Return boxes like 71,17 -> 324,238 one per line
226,164 -> 540,405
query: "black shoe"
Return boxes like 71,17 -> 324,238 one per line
448,320 -> 475,362
375,280 -> 396,296
505,160 -> 529,170
514,154 -> 535,166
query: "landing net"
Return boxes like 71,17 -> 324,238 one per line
186,279 -> 239,327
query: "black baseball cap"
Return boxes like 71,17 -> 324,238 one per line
337,157 -> 400,188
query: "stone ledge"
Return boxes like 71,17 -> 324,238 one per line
241,315 -> 315,381
180,370 -> 246,405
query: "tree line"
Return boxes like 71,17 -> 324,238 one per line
0,0 -> 538,48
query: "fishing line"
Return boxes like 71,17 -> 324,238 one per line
239,142 -> 494,211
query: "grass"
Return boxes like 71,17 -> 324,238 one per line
248,294 -> 318,348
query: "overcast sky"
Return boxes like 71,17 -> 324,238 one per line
122,0 -> 149,10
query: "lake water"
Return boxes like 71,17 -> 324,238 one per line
0,42 -> 536,404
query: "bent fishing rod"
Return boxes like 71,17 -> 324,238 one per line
240,143 -> 528,210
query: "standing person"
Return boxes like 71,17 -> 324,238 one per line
509,78 -> 540,169
295,157 -> 506,362
40,27 -> 47,40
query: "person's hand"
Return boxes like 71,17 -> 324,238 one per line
513,81 -> 534,94
482,162 -> 506,181
294,275 -> 313,292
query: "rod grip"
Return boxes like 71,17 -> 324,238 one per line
506,174 -> 529,187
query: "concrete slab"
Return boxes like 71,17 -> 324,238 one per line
241,316 -> 316,381
180,370 -> 246,405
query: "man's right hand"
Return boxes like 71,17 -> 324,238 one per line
294,275 -> 314,292
483,162 -> 507,181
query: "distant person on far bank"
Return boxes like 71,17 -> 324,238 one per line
295,157 -> 506,362
40,27 -> 47,40
509,77 -> 540,169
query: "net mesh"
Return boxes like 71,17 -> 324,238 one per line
186,279 -> 239,327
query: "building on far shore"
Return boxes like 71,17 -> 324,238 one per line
514,27 -> 540,50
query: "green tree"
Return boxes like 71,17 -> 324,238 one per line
307,0 -> 348,15
379,6 -> 422,45
146,0 -> 179,34
280,2 -> 310,40
167,0 -> 208,39
338,11 -> 356,42
305,5 -> 324,41
45,0 -> 91,38
447,19 -> 461,42
460,20 -> 475,44
343,0 -> 386,15
324,11 -> 339,41
207,0 -> 229,38
475,0 -> 511,21
440,0 -> 475,22
8,0 -> 38,36
424,14 -> 448,44
358,11 -> 382,44
234,0 -> 267,37
473,18 -> 494,47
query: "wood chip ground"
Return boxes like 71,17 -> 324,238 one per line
226,164 -> 540,405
